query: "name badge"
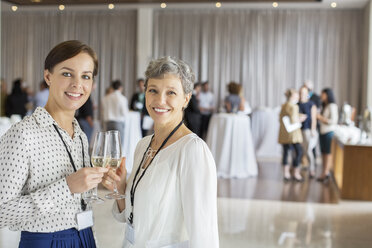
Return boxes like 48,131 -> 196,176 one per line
126,223 -> 135,244
76,210 -> 94,231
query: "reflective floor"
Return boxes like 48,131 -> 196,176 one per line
218,198 -> 372,248
2,161 -> 372,248
92,193 -> 372,248
218,160 -> 340,203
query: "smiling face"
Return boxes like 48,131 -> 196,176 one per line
321,91 -> 328,104
299,87 -> 309,103
145,74 -> 191,128
44,52 -> 94,113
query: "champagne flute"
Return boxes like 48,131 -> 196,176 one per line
84,132 -> 106,204
105,130 -> 126,199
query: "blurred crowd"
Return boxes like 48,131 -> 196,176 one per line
0,78 -> 250,142
278,81 -> 339,183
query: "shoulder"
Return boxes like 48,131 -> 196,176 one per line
330,103 -> 338,111
180,134 -> 213,158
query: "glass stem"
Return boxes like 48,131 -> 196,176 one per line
92,186 -> 98,197
113,181 -> 119,194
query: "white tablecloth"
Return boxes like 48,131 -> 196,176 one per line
251,107 -> 282,159
206,113 -> 258,178
0,117 -> 12,137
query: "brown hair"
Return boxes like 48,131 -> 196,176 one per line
284,88 -> 297,100
44,40 -> 98,77
227,82 -> 241,95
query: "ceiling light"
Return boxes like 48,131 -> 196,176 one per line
58,5 -> 65,10
11,5 -> 18,11
108,3 -> 115,9
331,2 -> 337,8
216,2 -> 221,8
31,0 -> 41,2
160,3 -> 166,8
272,2 -> 278,8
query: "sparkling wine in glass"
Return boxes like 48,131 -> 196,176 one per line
84,132 -> 106,204
105,130 -> 126,199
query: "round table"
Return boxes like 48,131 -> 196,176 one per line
206,113 -> 258,178
251,107 -> 282,159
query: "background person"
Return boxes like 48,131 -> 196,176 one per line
278,89 -> 306,182
317,88 -> 338,182
101,80 -> 129,143
184,82 -> 202,137
5,78 -> 28,118
33,80 -> 49,110
225,81 -> 245,113
199,81 -> 215,139
298,86 -> 318,178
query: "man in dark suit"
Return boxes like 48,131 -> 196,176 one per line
185,82 -> 202,137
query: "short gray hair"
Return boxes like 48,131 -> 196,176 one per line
144,56 -> 195,94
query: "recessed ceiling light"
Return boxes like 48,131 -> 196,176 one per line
11,5 -> 18,11
31,0 -> 41,3
160,3 -> 166,8
331,2 -> 337,8
216,2 -> 221,8
108,3 -> 115,9
272,2 -> 278,8
58,5 -> 65,11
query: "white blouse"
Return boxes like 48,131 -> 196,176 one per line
0,107 -> 91,232
320,103 -> 339,134
112,133 -> 219,248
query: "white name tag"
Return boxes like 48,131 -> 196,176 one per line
126,223 -> 135,244
76,210 -> 94,231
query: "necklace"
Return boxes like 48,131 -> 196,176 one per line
145,147 -> 158,159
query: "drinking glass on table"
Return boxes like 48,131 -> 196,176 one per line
84,131 -> 107,204
105,130 -> 126,199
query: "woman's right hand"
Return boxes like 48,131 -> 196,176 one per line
102,157 -> 127,195
66,167 -> 108,194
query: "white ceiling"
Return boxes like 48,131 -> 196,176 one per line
1,0 -> 370,12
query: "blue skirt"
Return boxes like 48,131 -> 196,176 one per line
19,228 -> 96,248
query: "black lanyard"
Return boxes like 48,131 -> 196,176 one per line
53,124 -> 87,211
128,120 -> 183,225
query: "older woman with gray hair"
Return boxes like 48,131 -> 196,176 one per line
102,56 -> 219,248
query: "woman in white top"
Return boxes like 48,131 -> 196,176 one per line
102,56 -> 219,248
317,88 -> 338,182
0,40 -> 107,247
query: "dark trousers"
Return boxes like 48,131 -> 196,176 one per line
200,114 -> 212,139
105,121 -> 125,143
282,143 -> 303,167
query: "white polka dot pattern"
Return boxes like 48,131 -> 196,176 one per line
0,107 -> 91,232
